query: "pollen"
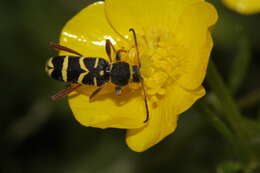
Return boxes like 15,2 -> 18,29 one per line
127,29 -> 181,107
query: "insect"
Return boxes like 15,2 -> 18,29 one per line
46,29 -> 149,122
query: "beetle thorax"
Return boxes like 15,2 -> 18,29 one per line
109,62 -> 131,86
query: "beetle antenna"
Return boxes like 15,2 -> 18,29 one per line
49,42 -> 82,56
129,28 -> 149,123
141,79 -> 150,123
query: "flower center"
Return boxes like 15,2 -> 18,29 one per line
127,29 -> 181,107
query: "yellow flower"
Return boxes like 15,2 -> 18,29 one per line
58,0 -> 218,152
222,0 -> 260,14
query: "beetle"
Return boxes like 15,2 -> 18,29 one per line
46,29 -> 149,122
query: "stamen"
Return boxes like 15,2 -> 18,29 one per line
127,29 -> 179,106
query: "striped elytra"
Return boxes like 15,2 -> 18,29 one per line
46,56 -> 110,86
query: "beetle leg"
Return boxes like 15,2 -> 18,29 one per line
51,84 -> 82,100
115,49 -> 127,61
89,87 -> 104,102
49,42 -> 82,56
115,86 -> 122,96
105,39 -> 116,63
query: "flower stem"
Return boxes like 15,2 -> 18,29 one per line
206,60 -> 253,162
207,61 -> 243,130
196,100 -> 236,146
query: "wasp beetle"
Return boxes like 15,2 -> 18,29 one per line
46,29 -> 149,122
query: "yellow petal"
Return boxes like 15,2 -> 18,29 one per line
222,0 -> 260,14
59,1 -> 127,58
105,0 -> 202,40
68,88 -> 146,129
175,2 -> 218,90
59,2 -> 145,129
105,0 -> 217,90
126,85 -> 205,152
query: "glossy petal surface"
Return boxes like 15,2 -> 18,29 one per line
59,1 -> 127,58
60,2 -> 145,129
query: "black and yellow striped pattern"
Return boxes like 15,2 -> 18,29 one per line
46,56 -> 110,86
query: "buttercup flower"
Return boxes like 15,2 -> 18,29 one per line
58,0 -> 218,152
222,0 -> 260,14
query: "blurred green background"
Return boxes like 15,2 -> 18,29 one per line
1,0 -> 259,173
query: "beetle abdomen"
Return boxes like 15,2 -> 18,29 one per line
46,56 -> 109,86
